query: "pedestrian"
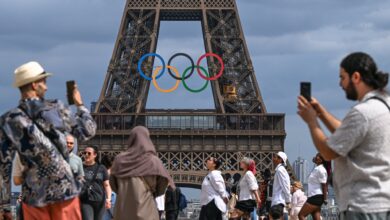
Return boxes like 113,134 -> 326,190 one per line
156,194 -> 165,220
199,157 -> 229,220
298,153 -> 328,220
0,61 -> 96,220
297,52 -> 390,219
165,186 -> 181,220
230,157 -> 261,220
269,152 -> 291,220
290,181 -> 306,220
81,145 -> 112,220
67,134 -> 84,179
258,168 -> 272,218
109,126 -> 172,220
101,154 -> 117,220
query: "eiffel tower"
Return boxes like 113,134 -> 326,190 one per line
81,0 -> 289,187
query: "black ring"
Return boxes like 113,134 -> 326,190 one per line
167,53 -> 195,80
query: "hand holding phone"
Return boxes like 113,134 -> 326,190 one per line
300,82 -> 311,102
67,80 -> 84,106
66,80 -> 76,105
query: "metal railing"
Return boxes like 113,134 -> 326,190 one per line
92,113 -> 285,132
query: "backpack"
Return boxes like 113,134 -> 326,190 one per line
178,192 -> 187,211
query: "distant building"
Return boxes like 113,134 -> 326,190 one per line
293,157 -> 309,184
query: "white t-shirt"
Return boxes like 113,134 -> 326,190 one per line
238,171 -> 258,201
327,90 -> 390,212
291,189 -> 307,208
308,164 -> 327,197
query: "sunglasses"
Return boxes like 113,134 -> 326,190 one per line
83,152 -> 93,156
67,142 -> 74,144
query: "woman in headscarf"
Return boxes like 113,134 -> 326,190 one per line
110,126 -> 173,220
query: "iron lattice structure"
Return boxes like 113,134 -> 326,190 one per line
81,0 -> 292,186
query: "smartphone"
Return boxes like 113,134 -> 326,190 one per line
66,80 -> 76,105
300,82 -> 311,102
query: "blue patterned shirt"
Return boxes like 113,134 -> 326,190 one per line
0,98 -> 96,208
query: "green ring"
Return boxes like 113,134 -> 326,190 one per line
182,66 -> 209,93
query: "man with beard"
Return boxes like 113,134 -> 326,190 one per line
297,52 -> 390,219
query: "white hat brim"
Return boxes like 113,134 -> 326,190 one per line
13,72 -> 52,88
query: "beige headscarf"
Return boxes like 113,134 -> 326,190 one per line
110,126 -> 174,186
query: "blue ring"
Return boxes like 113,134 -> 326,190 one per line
137,53 -> 166,81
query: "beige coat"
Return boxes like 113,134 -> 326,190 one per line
110,175 -> 168,220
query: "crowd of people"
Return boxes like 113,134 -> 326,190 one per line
1,52 -> 390,220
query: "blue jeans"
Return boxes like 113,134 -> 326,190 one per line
251,208 -> 258,219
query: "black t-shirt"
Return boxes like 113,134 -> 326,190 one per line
83,163 -> 109,187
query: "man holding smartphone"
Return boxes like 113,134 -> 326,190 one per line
0,61 -> 96,220
297,52 -> 390,219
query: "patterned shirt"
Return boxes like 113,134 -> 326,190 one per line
0,98 -> 96,208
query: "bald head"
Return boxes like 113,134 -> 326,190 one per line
66,135 -> 75,152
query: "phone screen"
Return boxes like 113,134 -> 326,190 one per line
66,80 -> 76,105
300,82 -> 311,102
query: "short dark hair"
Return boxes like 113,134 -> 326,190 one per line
87,145 -> 99,154
341,52 -> 388,90
86,145 -> 99,162
101,154 -> 115,169
19,83 -> 32,93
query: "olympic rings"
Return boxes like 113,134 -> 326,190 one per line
138,53 -> 166,81
196,53 -> 224,81
152,66 -> 180,93
167,53 -> 195,80
182,66 -> 209,93
137,52 -> 224,93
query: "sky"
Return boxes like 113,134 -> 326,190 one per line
1,0 -> 390,197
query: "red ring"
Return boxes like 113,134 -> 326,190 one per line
196,53 -> 224,80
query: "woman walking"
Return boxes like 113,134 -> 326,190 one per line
290,181 -> 307,220
110,126 -> 172,220
81,145 -> 112,220
230,157 -> 261,220
200,157 -> 229,220
298,153 -> 329,220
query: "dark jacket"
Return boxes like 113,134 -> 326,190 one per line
165,187 -> 181,211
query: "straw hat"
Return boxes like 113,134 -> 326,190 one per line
13,61 -> 52,87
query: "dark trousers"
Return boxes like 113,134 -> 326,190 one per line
81,201 -> 105,220
166,210 -> 179,220
199,200 -> 222,220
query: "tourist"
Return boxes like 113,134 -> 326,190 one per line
81,145 -> 112,220
67,134 -> 84,179
290,181 -> 306,220
230,157 -> 261,220
298,52 -> 390,219
199,157 -> 229,220
110,126 -> 172,220
0,61 -> 96,220
165,185 -> 181,220
101,154 -> 117,220
298,153 -> 328,220
258,168 -> 272,218
270,152 -> 291,220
